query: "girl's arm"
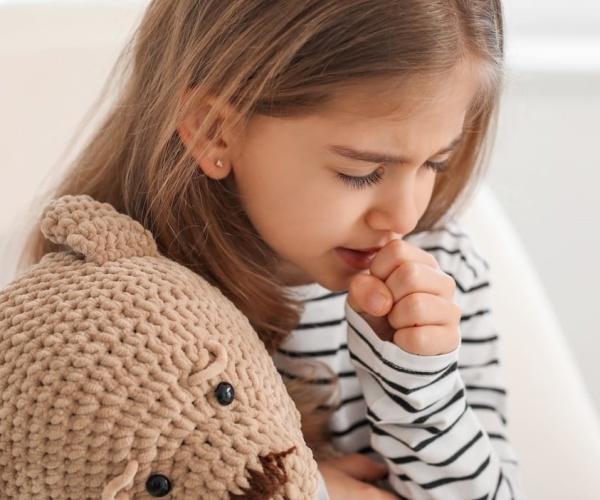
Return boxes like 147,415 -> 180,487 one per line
346,222 -> 522,499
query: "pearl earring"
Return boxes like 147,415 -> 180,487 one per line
215,159 -> 224,168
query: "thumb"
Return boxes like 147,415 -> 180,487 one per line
347,273 -> 392,317
326,453 -> 388,483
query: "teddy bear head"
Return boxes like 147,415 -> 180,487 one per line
0,195 -> 319,499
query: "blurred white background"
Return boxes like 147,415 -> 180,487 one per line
0,0 -> 599,451
488,0 -> 600,419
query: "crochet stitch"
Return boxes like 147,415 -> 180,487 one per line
0,195 -> 319,499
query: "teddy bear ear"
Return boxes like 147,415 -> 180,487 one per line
40,195 -> 159,265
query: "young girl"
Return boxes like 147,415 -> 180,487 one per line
22,0 -> 521,498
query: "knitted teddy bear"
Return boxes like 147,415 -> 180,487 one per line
0,195 -> 319,499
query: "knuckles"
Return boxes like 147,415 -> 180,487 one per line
384,238 -> 410,260
395,261 -> 423,291
401,293 -> 429,319
384,239 -> 438,267
394,326 -> 460,356
449,302 -> 462,325
367,240 -> 463,356
441,272 -> 457,296
394,327 -> 431,355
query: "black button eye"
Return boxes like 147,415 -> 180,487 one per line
146,474 -> 172,497
215,382 -> 235,405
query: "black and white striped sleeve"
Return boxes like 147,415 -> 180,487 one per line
345,221 -> 523,499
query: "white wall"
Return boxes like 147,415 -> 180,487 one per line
503,0 -> 600,38
0,2 -> 144,278
1,0 -> 599,416
488,0 -> 600,415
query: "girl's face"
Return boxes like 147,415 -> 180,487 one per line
228,67 -> 480,290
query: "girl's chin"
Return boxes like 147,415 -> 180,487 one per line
311,269 -> 362,293
276,255 -> 361,291
277,262 -> 314,287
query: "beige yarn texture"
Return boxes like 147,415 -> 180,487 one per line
0,195 -> 319,499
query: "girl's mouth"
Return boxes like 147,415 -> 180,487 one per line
335,247 -> 378,270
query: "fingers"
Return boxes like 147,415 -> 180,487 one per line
347,273 -> 393,317
370,239 -> 439,282
385,261 -> 456,303
324,453 -> 388,483
387,292 -> 461,355
347,274 -> 395,340
348,240 -> 448,318
319,454 -> 398,500
387,293 -> 461,329
347,239 -> 461,355
393,324 -> 461,355
319,464 -> 398,500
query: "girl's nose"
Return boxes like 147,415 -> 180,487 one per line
365,182 -> 421,236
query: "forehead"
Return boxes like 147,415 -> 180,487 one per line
263,62 -> 489,162
320,59 -> 489,122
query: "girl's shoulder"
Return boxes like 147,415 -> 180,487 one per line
405,219 -> 490,291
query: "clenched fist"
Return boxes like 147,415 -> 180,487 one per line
348,239 -> 461,356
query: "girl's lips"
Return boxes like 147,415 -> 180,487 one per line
335,247 -> 378,270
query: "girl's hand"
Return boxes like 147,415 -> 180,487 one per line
348,239 -> 460,356
319,454 -> 397,500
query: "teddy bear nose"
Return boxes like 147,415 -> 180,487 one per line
146,474 -> 172,497
230,447 -> 297,499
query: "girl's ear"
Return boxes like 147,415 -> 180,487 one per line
177,101 -> 234,180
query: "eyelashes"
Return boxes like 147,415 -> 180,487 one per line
423,160 -> 449,173
337,160 -> 449,189
337,169 -> 383,189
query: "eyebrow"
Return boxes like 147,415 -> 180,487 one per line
328,135 -> 463,166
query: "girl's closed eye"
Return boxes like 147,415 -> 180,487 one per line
337,166 -> 384,189
423,160 -> 449,173
338,159 -> 448,190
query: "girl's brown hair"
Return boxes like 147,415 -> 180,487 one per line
23,0 -> 504,454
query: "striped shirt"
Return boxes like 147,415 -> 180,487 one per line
274,220 -> 523,499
